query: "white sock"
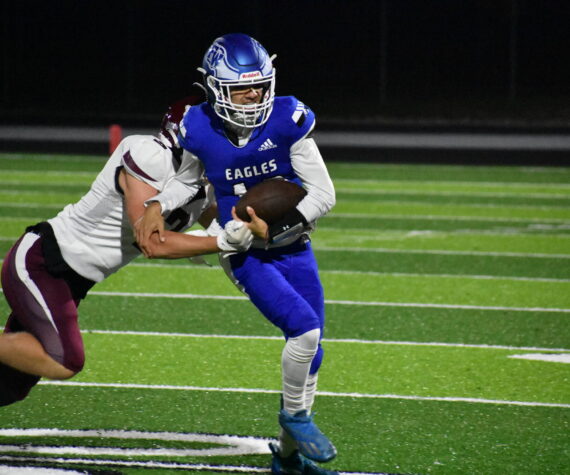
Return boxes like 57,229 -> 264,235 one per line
281,328 -> 320,415
278,373 -> 320,458
305,372 -> 319,414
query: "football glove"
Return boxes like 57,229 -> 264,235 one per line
205,219 -> 224,237
217,220 -> 254,252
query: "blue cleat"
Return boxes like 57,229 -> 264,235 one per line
278,409 -> 337,463
270,442 -> 339,475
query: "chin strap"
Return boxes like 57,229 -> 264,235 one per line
268,208 -> 308,244
192,81 -> 208,95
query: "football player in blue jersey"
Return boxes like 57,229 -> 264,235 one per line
137,33 -> 338,475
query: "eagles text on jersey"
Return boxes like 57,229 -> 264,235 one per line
179,96 -> 314,226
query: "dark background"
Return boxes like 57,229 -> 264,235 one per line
1,0 -> 569,131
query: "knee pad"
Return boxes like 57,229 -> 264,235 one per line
283,328 -> 320,365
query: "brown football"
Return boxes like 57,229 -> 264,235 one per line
235,178 -> 307,224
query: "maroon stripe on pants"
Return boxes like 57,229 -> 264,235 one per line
1,233 -> 85,373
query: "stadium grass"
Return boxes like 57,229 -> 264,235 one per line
2,386 -> 568,475
334,178 -> 570,195
326,162 -> 570,183
89,264 -> 570,309
3,220 -> 570,255
1,244 -> 569,283
0,294 -> 568,349
0,153 -> 569,474
51,331 -> 565,405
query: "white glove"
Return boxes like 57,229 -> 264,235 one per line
183,219 -> 222,238
205,219 -> 224,237
216,220 -> 253,252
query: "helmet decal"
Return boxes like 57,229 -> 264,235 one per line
204,43 -> 237,75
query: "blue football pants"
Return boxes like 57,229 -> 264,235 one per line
228,240 -> 325,374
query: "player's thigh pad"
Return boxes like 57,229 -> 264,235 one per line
228,246 -> 323,338
1,234 -> 84,372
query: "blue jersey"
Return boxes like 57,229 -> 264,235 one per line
179,96 -> 315,225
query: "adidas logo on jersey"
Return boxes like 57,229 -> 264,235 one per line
258,138 -> 277,151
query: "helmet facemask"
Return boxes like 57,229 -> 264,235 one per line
203,69 -> 275,128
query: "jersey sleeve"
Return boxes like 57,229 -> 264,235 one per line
282,98 -> 334,222
286,96 -> 316,145
144,149 -> 205,214
290,137 -> 336,223
120,136 -> 171,191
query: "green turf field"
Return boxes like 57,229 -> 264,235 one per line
0,153 -> 569,474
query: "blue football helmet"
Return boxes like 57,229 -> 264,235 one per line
199,33 -> 276,128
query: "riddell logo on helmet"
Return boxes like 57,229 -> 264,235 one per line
240,71 -> 262,79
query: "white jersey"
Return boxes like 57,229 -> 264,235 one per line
48,135 -> 212,282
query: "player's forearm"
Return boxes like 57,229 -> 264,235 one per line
144,231 -> 219,259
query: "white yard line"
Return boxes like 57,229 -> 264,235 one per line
314,245 -> 570,258
320,269 -> 570,283
334,188 -> 570,199
0,429 -> 271,457
0,455 -> 391,475
1,287 -> 568,312
326,212 -> 570,223
333,200 -> 570,211
123,262 -> 570,283
0,245 -> 567,258
1,245 -> 568,259
85,290 -> 570,313
331,177 -> 570,188
0,456 -> 273,474
319,225 -> 570,236
2,201 -> 570,223
85,329 -> 570,353
37,381 -> 570,409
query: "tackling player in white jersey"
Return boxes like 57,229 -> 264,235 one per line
0,93 -> 266,406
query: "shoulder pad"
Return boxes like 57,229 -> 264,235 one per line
275,96 -> 315,142
179,102 -> 208,139
121,136 -> 171,188
291,98 -> 313,128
